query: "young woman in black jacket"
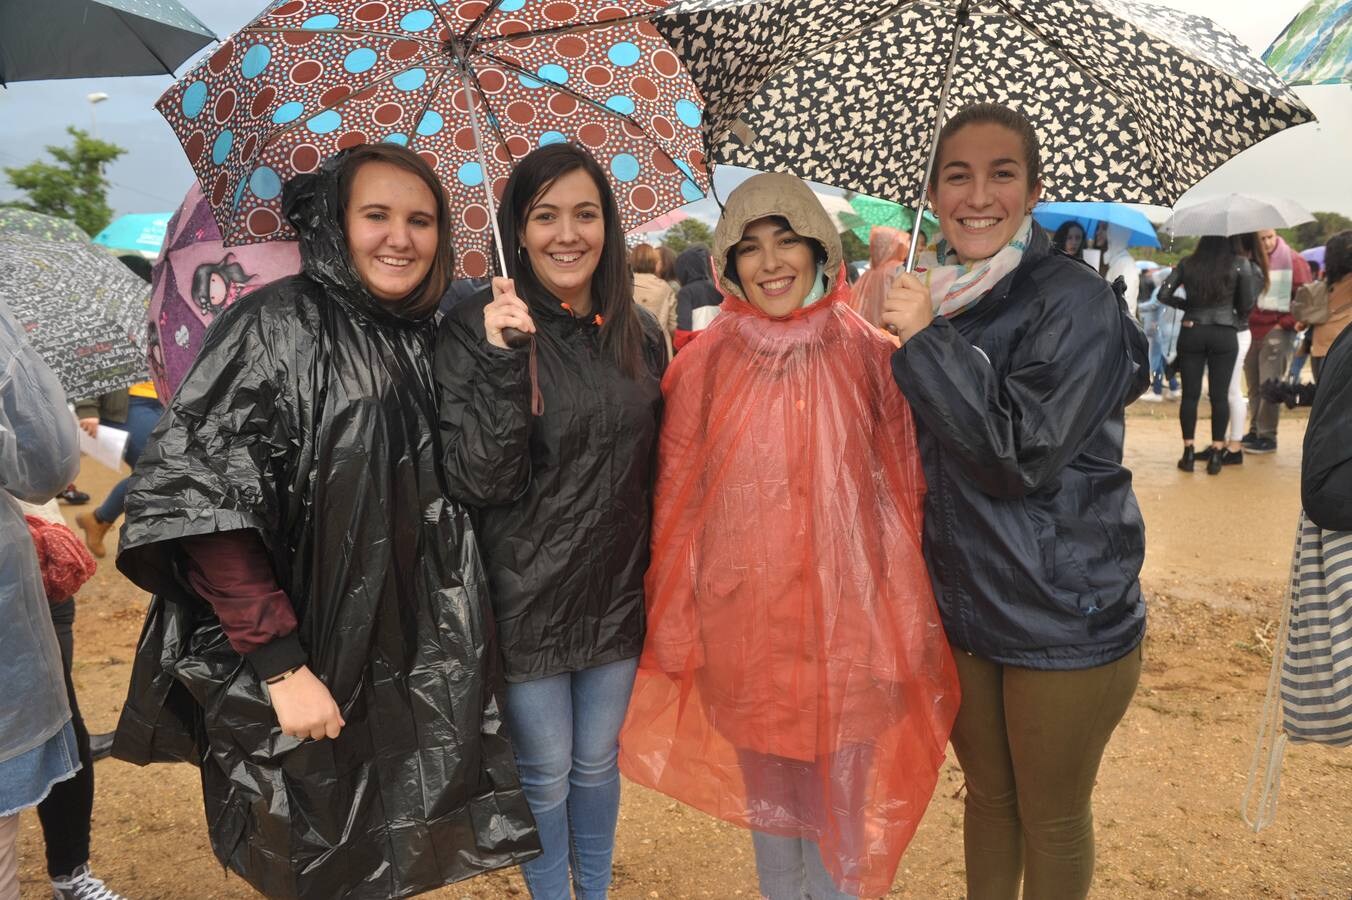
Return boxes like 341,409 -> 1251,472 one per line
435,143 -> 666,900
1159,236 -> 1258,474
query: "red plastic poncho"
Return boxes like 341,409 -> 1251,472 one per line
850,227 -> 910,327
619,273 -> 959,897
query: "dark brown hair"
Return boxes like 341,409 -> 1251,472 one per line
336,143 -> 453,319
498,143 -> 644,379
929,103 -> 1043,191
657,245 -> 677,281
630,242 -> 660,275
1326,230 -> 1352,285
1230,232 -> 1271,294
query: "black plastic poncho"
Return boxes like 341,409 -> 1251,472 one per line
111,155 -> 539,899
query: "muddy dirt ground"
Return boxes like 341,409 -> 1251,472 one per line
16,402 -> 1352,898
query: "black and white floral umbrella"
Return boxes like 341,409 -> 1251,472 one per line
658,0 -> 1316,263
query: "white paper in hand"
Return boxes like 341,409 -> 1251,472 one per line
78,421 -> 129,473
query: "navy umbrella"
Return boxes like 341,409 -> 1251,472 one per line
0,0 -> 216,84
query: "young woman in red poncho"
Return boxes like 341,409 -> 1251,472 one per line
618,173 -> 960,899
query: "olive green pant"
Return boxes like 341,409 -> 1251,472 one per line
948,644 -> 1142,900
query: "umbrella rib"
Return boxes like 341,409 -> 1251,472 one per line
243,25 -> 441,45
464,0 -> 506,43
476,48 -> 701,192
471,12 -> 667,45
108,8 -> 180,76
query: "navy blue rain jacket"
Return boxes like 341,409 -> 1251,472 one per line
892,228 -> 1149,669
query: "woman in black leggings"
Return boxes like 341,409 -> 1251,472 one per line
1159,236 -> 1258,475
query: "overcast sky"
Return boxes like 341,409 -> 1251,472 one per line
0,0 -> 1346,227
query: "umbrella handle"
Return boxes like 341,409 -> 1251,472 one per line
904,0 -> 970,274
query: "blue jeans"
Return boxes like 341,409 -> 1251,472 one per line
503,657 -> 638,900
1141,303 -> 1181,386
94,396 -> 163,524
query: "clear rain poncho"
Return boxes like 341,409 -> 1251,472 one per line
619,173 -> 960,897
849,226 -> 910,328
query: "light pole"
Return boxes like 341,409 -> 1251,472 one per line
87,91 -> 109,137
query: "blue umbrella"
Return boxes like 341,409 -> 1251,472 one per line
92,213 -> 172,257
1033,202 -> 1161,249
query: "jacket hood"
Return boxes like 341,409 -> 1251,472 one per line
282,150 -> 437,328
674,246 -> 712,286
711,173 -> 844,300
869,226 -> 909,268
1104,222 -> 1133,262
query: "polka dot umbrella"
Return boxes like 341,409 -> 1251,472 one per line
155,0 -> 712,279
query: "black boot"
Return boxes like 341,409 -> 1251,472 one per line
1178,445 -> 1195,472
1206,448 -> 1224,475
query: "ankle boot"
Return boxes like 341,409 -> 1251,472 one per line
1177,445 -> 1195,472
1206,448 -> 1224,475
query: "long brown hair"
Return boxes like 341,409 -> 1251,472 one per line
1231,232 -> 1271,294
336,143 -> 453,319
498,143 -> 644,379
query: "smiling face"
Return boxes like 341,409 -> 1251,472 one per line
343,160 -> 439,303
522,167 -> 606,312
732,216 -> 818,317
932,122 -> 1042,266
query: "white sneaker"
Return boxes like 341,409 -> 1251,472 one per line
1139,391 -> 1163,403
51,865 -> 129,900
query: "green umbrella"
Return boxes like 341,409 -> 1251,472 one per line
841,195 -> 940,245
1263,0 -> 1352,86
0,209 -> 88,243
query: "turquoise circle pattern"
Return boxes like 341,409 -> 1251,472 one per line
416,110 -> 444,136
181,81 -> 208,118
272,101 -> 304,124
457,162 -> 484,187
307,110 -> 342,134
344,48 -> 378,74
400,9 -> 435,31
681,179 -> 703,202
537,64 -> 569,85
212,131 -> 234,165
675,100 -> 701,128
302,13 -> 339,29
608,42 -> 641,67
250,166 -> 282,201
241,45 -> 271,79
610,153 -> 640,183
384,133 -> 409,146
605,95 -> 635,115
498,0 -> 525,9
393,68 -> 427,92
539,131 -> 566,146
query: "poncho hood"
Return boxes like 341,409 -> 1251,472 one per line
711,173 -> 844,301
674,246 -> 712,287
282,150 -> 443,329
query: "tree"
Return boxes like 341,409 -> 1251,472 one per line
661,218 -> 714,254
839,229 -> 867,264
1289,212 -> 1352,250
2,127 -> 125,236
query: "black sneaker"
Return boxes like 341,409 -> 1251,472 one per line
1222,449 -> 1244,466
56,486 -> 90,505
1246,437 -> 1277,454
1195,446 -> 1216,462
1240,432 -> 1261,450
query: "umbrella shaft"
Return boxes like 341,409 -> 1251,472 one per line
906,0 -> 970,273
459,64 -> 510,276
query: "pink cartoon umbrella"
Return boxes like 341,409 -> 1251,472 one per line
148,182 -> 301,399
154,0 -> 711,279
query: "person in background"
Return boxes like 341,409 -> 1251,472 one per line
0,299 -> 83,900
1102,223 -> 1140,317
1310,231 -> 1352,383
630,242 -> 678,359
884,103 -> 1148,900
1136,265 -> 1181,402
658,244 -> 680,294
73,383 -> 164,559
850,225 -> 910,327
1158,237 -> 1256,474
1214,233 -> 1269,464
436,142 -> 667,900
1051,220 -> 1087,261
1302,280 -> 1352,532
673,245 -> 722,352
1242,228 -> 1312,454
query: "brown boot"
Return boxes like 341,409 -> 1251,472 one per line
75,512 -> 111,558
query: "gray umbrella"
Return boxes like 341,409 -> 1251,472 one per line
1161,194 -> 1316,237
658,0 -> 1316,268
0,235 -> 149,399
0,0 -> 216,84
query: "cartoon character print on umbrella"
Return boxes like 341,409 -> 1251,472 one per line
155,0 -> 707,279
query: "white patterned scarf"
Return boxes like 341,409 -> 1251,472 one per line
924,216 -> 1034,318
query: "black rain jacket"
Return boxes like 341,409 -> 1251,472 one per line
892,228 -> 1149,669
110,154 -> 538,899
435,289 -> 666,682
1303,322 -> 1352,531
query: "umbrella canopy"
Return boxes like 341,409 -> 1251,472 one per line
1161,193 -> 1315,237
0,0 -> 216,84
155,0 -> 711,279
657,0 -> 1314,211
1302,245 -> 1326,266
92,212 -> 173,257
0,209 -> 88,243
148,182 -> 301,400
630,208 -> 689,234
1034,201 -> 1160,249
841,194 -> 939,244
0,234 -> 149,398
1264,0 -> 1352,86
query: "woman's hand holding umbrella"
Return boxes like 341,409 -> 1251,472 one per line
485,277 -> 537,350
267,666 -> 345,742
882,270 -> 932,347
